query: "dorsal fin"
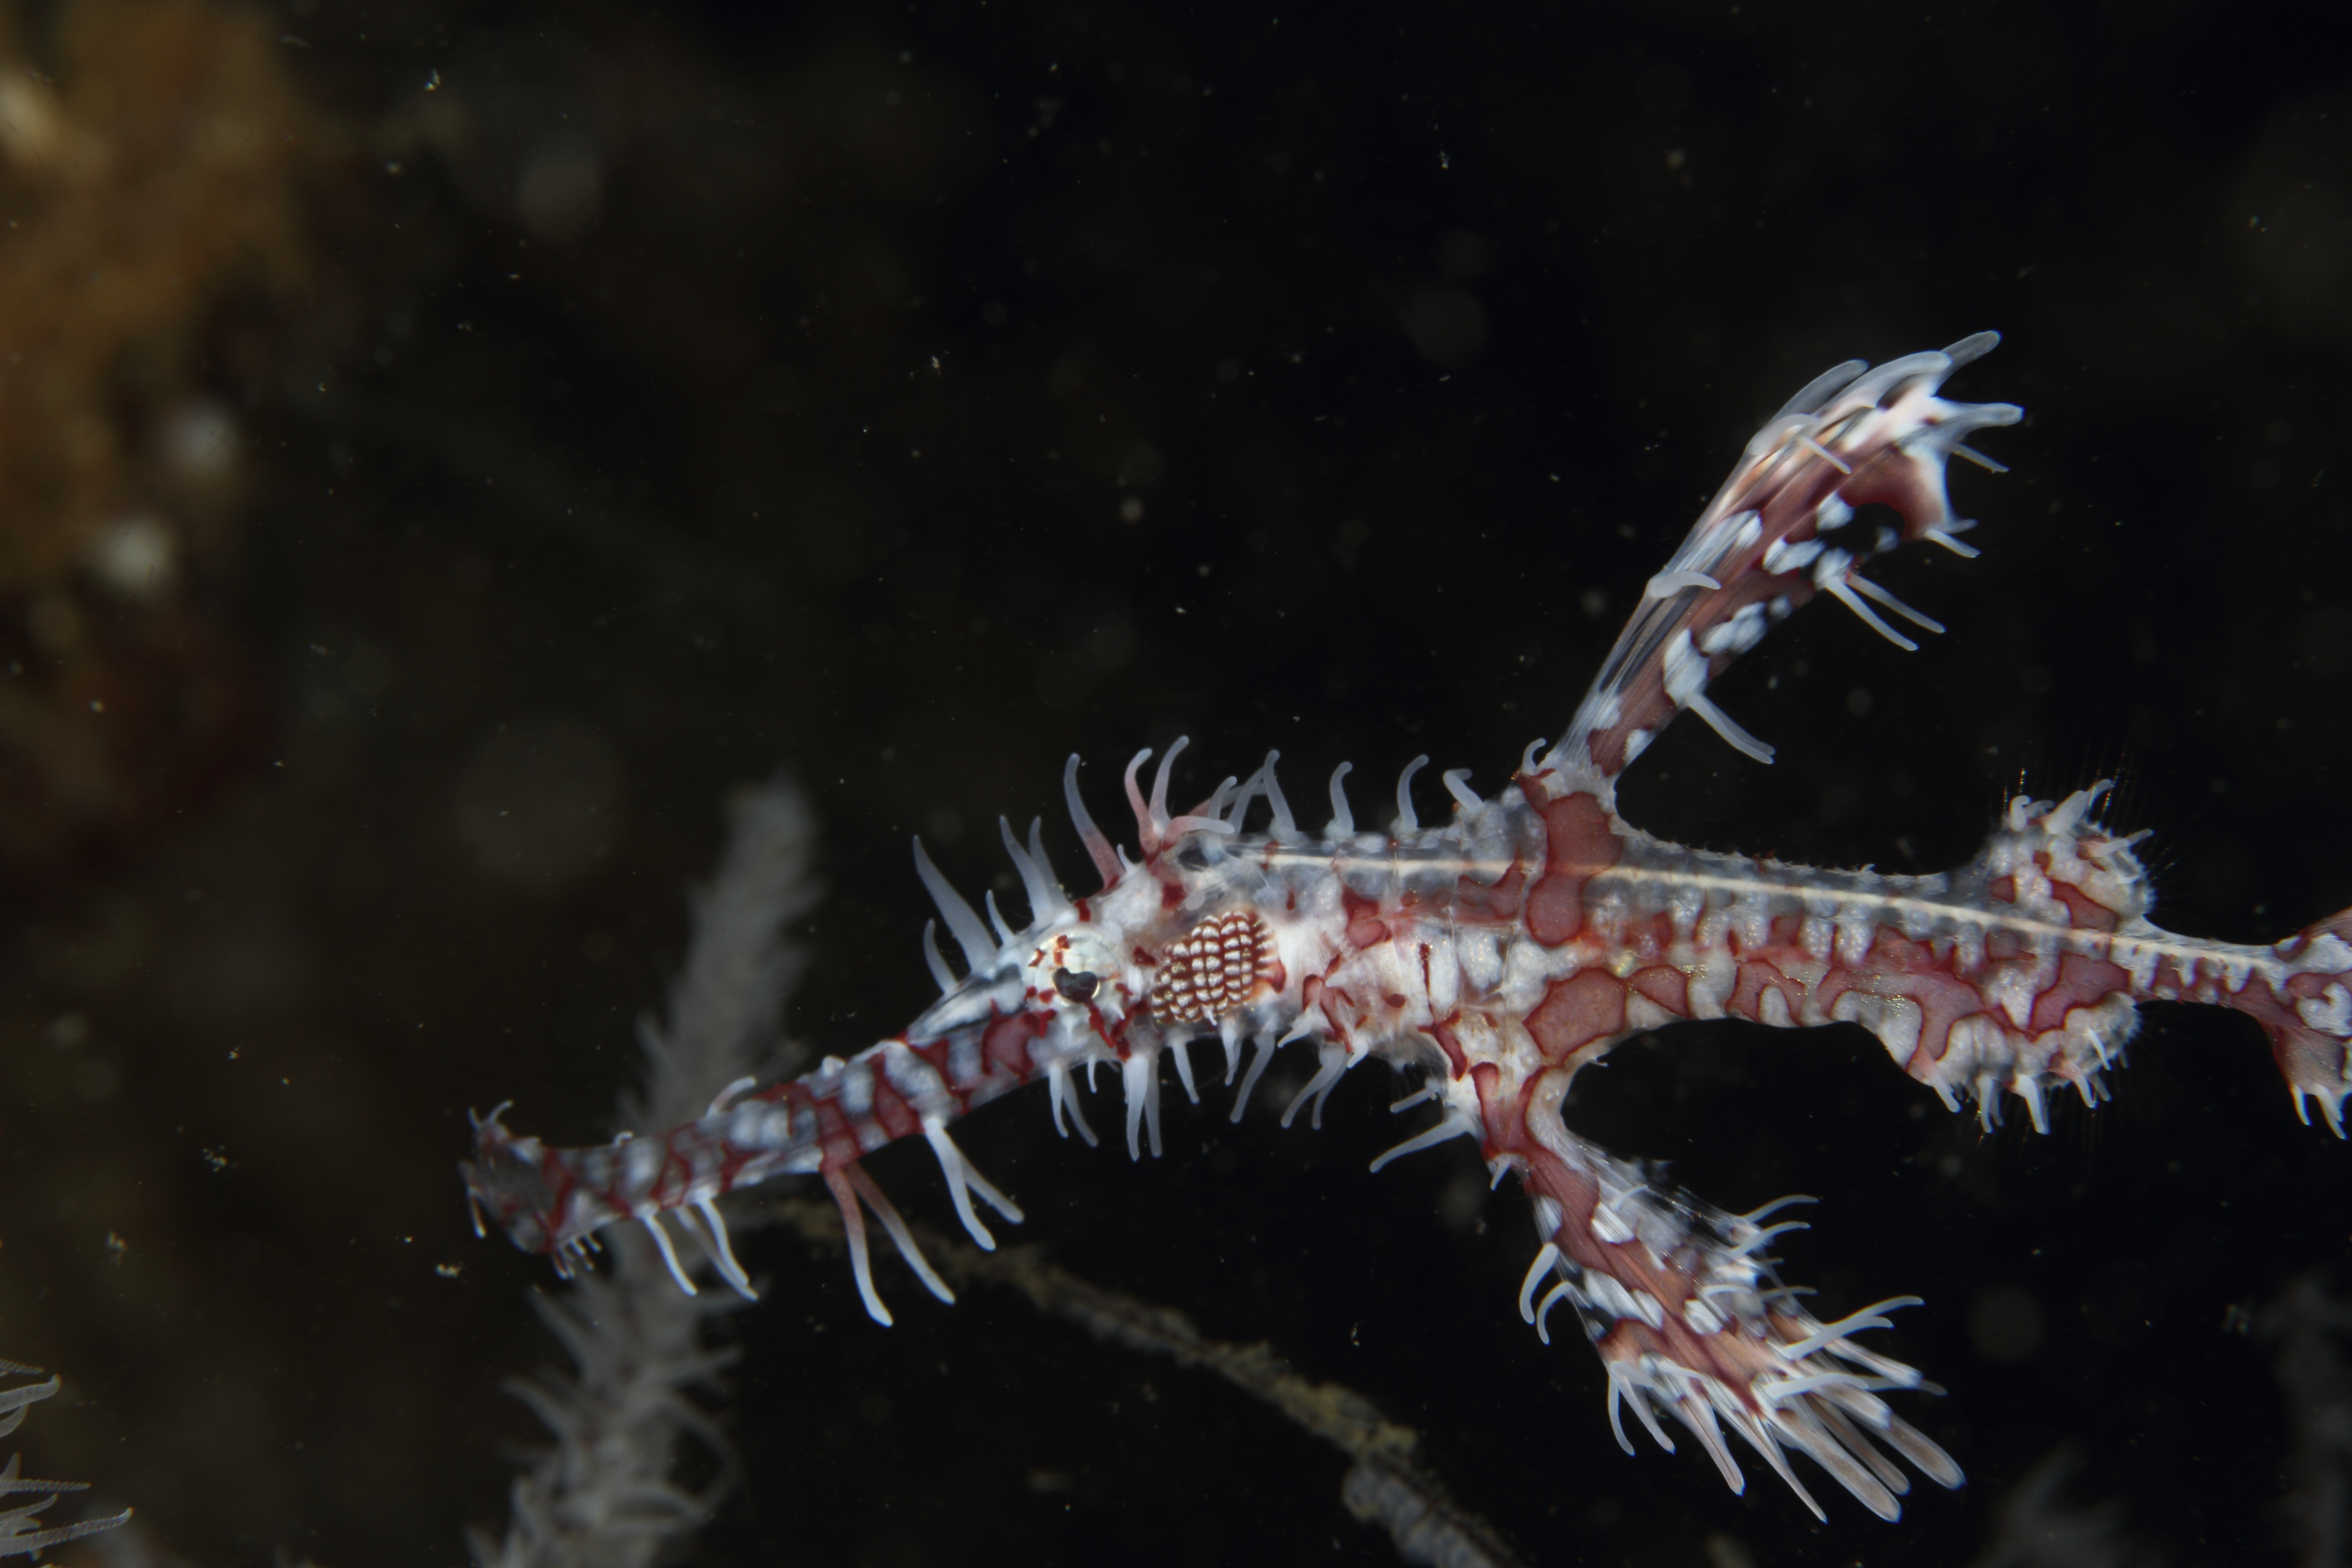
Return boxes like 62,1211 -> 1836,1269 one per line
1543,333 -> 2019,790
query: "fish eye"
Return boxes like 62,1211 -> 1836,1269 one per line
1052,967 -> 1099,1003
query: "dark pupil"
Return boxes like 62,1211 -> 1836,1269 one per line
1053,967 -> 1099,1003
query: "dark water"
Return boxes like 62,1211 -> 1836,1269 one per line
3,2 -> 2348,1564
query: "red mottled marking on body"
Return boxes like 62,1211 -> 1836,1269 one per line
1987,875 -> 2017,905
705,1119 -> 766,1192
1502,1117 -> 1757,1416
2028,951 -> 2129,1033
1476,1065 -> 1723,1409
908,1037 -> 953,1083
1476,1068 -> 1731,1403
1454,859 -> 1528,925
1431,1016 -> 1470,1078
1590,1307 -> 1764,1418
1323,985 -> 1369,1039
2301,909 -> 2352,957
868,1068 -> 921,1143
1822,928 -> 1994,1080
530,1154 -> 584,1247
771,1079 -> 814,1127
1629,964 -> 1690,1017
2047,876 -> 2122,932
2262,1020 -> 2324,1088
983,1011 -> 1045,1078
1629,910 -> 1676,963
1731,958 -> 1806,1023
1087,1001 -> 1133,1058
1342,888 -> 1391,949
657,1141 -> 701,1206
2230,948 -> 2352,1097
1838,441 -> 1949,522
1298,973 -> 1326,1030
1467,1061 -> 1513,1160
1526,791 -> 1622,946
811,1093 -> 864,1172
1527,970 -> 1629,1062
2282,966 -> 2350,1006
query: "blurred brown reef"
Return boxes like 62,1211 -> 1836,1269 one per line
0,0 -> 320,870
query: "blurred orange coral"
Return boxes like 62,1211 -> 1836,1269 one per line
0,0 -> 314,865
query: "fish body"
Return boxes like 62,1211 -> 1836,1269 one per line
464,334 -> 2352,1522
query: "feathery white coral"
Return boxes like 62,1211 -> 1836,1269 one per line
472,779 -> 816,1568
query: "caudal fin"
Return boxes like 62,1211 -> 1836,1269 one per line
2255,908 -> 2352,1136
